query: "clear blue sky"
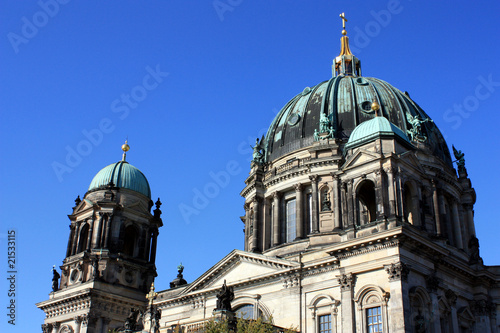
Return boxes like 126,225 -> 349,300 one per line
1,1 -> 499,331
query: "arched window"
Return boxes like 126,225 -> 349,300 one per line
357,181 -> 376,225
354,285 -> 389,333
77,224 -> 89,253
122,225 -> 138,257
409,286 -> 432,332
235,304 -> 255,319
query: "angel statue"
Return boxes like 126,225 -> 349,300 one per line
452,145 -> 466,173
250,135 -> 265,163
406,113 -> 433,142
320,112 -> 330,133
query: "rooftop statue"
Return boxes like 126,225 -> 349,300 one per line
251,135 -> 265,163
320,112 -> 330,133
215,280 -> 234,312
452,145 -> 466,173
406,113 -> 433,142
122,308 -> 143,331
51,266 -> 60,292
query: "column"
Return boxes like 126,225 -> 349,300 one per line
451,202 -> 464,249
352,185 -> 358,227
431,180 -> 442,236
71,223 -> 80,255
386,168 -> 396,218
310,308 -> 317,333
67,224 -> 75,257
338,273 -> 355,333
295,183 -> 304,240
93,214 -> 104,249
86,219 -> 93,251
101,318 -> 110,333
385,262 -> 410,333
446,291 -> 459,333
310,175 -> 319,233
244,201 -> 250,251
51,322 -> 60,333
272,192 -> 280,246
332,175 -> 341,229
465,204 -> 476,237
74,316 -> 82,333
426,274 -> 441,333
144,229 -> 152,260
341,182 -> 348,228
150,229 -> 158,264
395,169 -> 404,218
103,214 -> 113,248
251,197 -> 261,252
347,179 -> 354,227
374,170 -> 385,221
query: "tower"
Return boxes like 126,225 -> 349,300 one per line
37,143 -> 163,333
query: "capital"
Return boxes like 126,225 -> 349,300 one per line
309,174 -> 318,183
294,183 -> 303,192
385,262 -> 410,282
337,273 -> 355,291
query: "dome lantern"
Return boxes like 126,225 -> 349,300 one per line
333,13 -> 361,77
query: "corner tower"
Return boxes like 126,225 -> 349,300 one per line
37,142 -> 163,333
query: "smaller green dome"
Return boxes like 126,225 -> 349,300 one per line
88,161 -> 151,198
345,116 -> 411,150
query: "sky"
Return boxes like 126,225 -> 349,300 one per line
1,1 -> 500,331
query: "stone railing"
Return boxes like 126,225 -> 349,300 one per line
264,156 -> 312,181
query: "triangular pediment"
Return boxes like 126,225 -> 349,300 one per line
73,198 -> 95,214
400,153 -> 426,174
181,250 -> 298,295
343,149 -> 382,169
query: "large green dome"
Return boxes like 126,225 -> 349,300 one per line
263,76 -> 451,165
88,161 -> 151,198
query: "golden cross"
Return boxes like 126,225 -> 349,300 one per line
146,282 -> 158,307
339,12 -> 348,29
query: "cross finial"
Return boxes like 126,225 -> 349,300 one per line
339,12 -> 348,35
146,282 -> 158,307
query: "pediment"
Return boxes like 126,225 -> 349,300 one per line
73,198 -> 95,214
180,250 -> 298,295
343,149 -> 382,169
400,153 -> 426,174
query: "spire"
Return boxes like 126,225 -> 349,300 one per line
333,13 -> 361,77
121,139 -> 130,161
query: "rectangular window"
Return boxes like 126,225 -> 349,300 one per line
318,314 -> 332,333
286,199 -> 296,243
367,307 -> 383,333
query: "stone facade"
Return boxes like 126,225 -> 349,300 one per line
38,26 -> 500,333
37,183 -> 163,333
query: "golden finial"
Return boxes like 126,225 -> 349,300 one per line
340,12 -> 348,35
146,282 -> 158,307
372,101 -> 380,116
121,139 -> 130,161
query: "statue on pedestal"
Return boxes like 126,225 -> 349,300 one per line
215,280 -> 234,311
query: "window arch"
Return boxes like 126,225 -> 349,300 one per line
308,294 -> 339,333
409,286 -> 432,332
122,225 -> 138,257
356,180 -> 377,225
77,224 -> 89,253
231,294 -> 271,321
235,304 -> 256,320
354,285 -> 389,333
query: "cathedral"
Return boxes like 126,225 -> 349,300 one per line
37,16 -> 499,333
